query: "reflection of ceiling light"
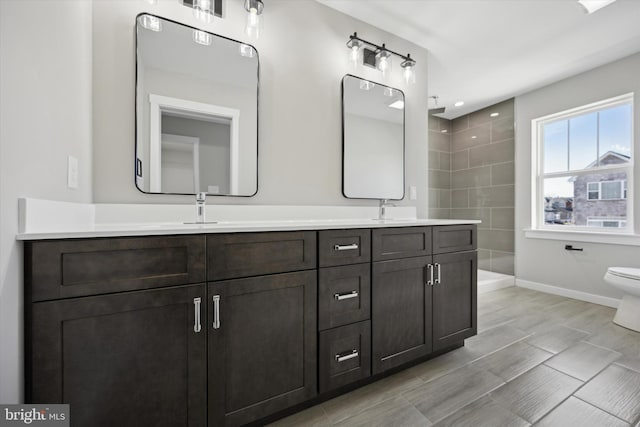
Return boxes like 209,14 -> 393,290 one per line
384,87 -> 394,97
490,112 -> 500,117
454,101 -> 465,107
389,100 -> 404,110
239,43 -> 256,58
192,30 -> 212,46
144,0 -> 157,4
471,135 -> 477,139
359,80 -> 375,91
139,15 -> 162,32
441,129 -> 448,133
578,0 -> 616,14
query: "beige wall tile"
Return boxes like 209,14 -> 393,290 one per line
469,139 -> 514,167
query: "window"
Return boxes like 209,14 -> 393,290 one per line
587,180 -> 627,200
534,93 -> 633,231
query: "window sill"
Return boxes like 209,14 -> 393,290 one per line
524,229 -> 640,246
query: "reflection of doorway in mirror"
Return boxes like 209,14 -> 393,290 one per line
148,94 -> 240,194
160,134 -> 200,194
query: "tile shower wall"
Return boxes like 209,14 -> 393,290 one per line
429,99 -> 515,275
428,115 -> 452,219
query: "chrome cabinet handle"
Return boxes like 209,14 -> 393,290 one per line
435,263 -> 441,284
426,264 -> 434,286
335,349 -> 359,362
334,290 -> 358,300
212,295 -> 221,329
193,297 -> 202,333
334,243 -> 359,251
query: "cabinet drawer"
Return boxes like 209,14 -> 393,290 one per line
207,231 -> 317,280
433,225 -> 477,254
319,264 -> 370,330
319,229 -> 371,267
372,227 -> 432,261
319,321 -> 371,393
25,235 -> 206,302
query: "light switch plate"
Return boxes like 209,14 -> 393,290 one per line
67,155 -> 78,189
409,186 -> 417,200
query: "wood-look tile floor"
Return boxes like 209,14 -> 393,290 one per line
269,286 -> 640,427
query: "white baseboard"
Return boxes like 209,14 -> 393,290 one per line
478,277 -> 515,294
515,279 -> 620,308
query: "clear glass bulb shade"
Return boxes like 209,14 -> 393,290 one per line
245,8 -> 262,39
376,51 -> 392,77
192,29 -> 212,46
239,43 -> 256,58
403,64 -> 416,84
139,15 -> 162,32
193,0 -> 214,24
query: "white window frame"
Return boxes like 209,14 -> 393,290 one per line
532,93 -> 634,233
587,180 -> 627,201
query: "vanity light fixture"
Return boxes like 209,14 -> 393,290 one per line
401,55 -> 416,85
346,32 -> 417,84
193,0 -> 215,23
577,0 -> 616,13
139,14 -> 162,32
193,29 -> 212,45
244,0 -> 264,40
388,100 -> 405,110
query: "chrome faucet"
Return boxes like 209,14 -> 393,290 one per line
196,192 -> 207,223
379,199 -> 396,220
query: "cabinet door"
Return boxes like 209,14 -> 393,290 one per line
372,256 -> 432,374
28,284 -> 207,427
433,251 -> 477,351
208,271 -> 317,427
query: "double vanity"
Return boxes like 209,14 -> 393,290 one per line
21,218 -> 477,427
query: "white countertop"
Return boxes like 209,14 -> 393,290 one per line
16,218 -> 480,240
16,198 -> 480,240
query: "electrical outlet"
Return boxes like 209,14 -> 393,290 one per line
409,186 -> 417,200
68,155 -> 78,189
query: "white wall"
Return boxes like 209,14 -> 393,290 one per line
0,0 -> 93,402
92,0 -> 429,213
515,52 -> 640,300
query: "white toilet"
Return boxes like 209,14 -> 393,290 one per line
604,267 -> 640,332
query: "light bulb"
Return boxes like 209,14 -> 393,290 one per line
193,29 -> 212,46
403,63 -> 416,84
376,49 -> 392,77
245,8 -> 261,39
193,0 -> 213,24
139,15 -> 162,32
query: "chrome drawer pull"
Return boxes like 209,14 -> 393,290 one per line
334,290 -> 358,301
212,295 -> 221,329
335,349 -> 359,362
193,297 -> 202,333
435,263 -> 441,284
334,243 -> 359,251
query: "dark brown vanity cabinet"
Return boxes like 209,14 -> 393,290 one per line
206,232 -> 318,427
371,225 -> 477,374
24,236 -> 208,427
24,224 -> 476,427
317,230 -> 372,393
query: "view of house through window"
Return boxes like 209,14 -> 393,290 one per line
536,94 -> 633,230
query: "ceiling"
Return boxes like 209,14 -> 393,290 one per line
318,0 -> 640,119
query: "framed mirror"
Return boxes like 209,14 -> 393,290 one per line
135,14 -> 258,196
342,75 -> 405,199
